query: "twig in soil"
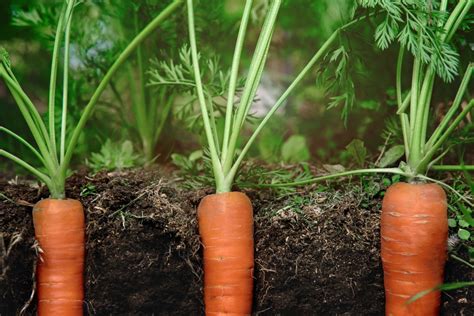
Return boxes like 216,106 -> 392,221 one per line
255,307 -> 272,315
451,254 -> 474,269
0,192 -> 34,207
0,192 -> 15,203
374,132 -> 392,166
108,191 -> 149,217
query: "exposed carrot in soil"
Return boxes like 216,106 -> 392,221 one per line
33,199 -> 85,315
198,192 -> 254,315
381,182 -> 448,315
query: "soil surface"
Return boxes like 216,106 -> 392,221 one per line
0,168 -> 472,315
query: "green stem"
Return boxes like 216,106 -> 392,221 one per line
431,165 -> 474,171
396,92 -> 412,115
187,0 -> 224,191
252,168 -> 405,188
0,150 -> 51,186
408,52 -> 423,171
62,0 -> 184,177
0,126 -> 46,166
396,46 -> 405,109
413,67 -> 436,169
224,0 -> 281,176
427,145 -> 453,169
222,12 -> 377,190
0,73 -> 56,173
48,1 -> 72,158
443,0 -> 471,43
133,10 -> 150,143
221,0 -> 253,163
420,99 -> 474,171
1,65 -> 52,148
426,64 -> 473,149
206,93 -> 221,156
225,29 -> 343,189
60,2 -> 75,163
420,77 -> 434,145
396,45 -> 411,157
153,94 -> 173,145
135,12 -> 148,108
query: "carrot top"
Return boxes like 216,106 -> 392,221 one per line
0,0 -> 184,199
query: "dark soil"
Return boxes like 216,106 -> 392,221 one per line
0,168 -> 472,315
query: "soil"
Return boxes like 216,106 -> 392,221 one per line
0,168 -> 472,315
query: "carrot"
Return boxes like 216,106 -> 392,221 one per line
381,182 -> 448,315
33,199 -> 85,315
198,192 -> 254,315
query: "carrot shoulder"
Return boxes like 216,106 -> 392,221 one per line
198,192 -> 254,315
33,198 -> 85,316
381,182 -> 448,315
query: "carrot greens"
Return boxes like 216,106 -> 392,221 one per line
186,0 -> 371,193
257,0 -> 473,189
0,0 -> 184,198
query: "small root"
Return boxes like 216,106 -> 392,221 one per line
19,254 -> 37,316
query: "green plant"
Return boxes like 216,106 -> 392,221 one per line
87,139 -> 141,172
80,183 -> 97,197
112,3 -> 178,165
185,0 -> 371,193
0,0 -> 184,198
148,45 -> 247,136
257,0 -> 474,191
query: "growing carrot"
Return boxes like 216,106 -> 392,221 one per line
198,192 -> 254,314
256,1 -> 473,314
182,0 -> 375,313
0,1 -> 184,313
381,183 -> 447,315
34,199 -> 85,315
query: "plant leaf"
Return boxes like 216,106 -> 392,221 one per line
189,150 -> 203,162
458,228 -> 471,240
378,145 -> 405,167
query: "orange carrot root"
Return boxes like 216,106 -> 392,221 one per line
33,199 -> 85,316
198,192 -> 254,315
381,182 -> 448,315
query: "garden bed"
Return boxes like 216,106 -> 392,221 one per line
0,168 -> 472,315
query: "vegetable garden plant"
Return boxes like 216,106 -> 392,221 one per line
261,0 -> 473,314
184,0 -> 376,313
0,0 -> 184,313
